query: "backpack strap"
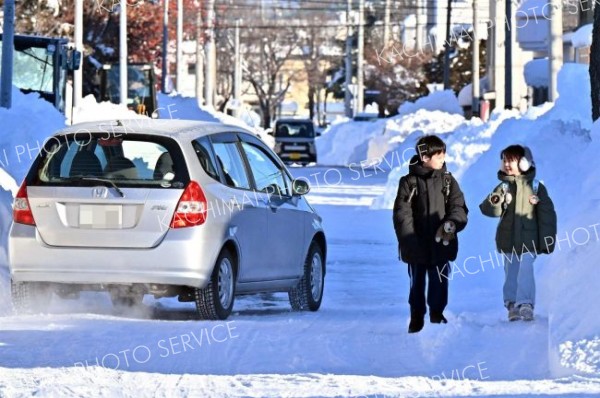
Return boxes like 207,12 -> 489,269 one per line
406,173 -> 452,203
406,175 -> 418,203
442,172 -> 452,203
532,179 -> 540,195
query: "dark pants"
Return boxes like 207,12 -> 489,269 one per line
408,263 -> 450,317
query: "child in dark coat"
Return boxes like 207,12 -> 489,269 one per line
393,135 -> 469,333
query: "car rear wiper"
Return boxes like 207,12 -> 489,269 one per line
72,176 -> 125,197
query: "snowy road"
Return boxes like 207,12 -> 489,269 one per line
1,166 -> 600,397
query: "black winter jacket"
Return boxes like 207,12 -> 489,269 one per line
393,156 -> 469,265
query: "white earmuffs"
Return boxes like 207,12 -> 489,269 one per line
518,146 -> 535,172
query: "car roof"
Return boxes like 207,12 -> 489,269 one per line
57,119 -> 253,141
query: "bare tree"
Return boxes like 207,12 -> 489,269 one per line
300,15 -> 342,123
364,40 -> 431,116
242,27 -> 301,128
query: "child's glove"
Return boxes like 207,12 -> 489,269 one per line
435,221 -> 456,246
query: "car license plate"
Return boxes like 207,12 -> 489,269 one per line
289,153 -> 301,160
79,205 -> 123,229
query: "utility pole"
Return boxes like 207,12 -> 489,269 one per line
176,0 -> 183,93
415,0 -> 422,50
205,0 -> 216,107
233,20 -> 242,118
504,0 -> 512,108
162,0 -> 169,93
195,4 -> 204,106
344,0 -> 353,118
549,0 -> 563,101
443,0 -> 453,89
384,0 -> 391,45
119,1 -> 127,106
0,0 -> 15,109
488,0 -> 505,109
357,0 -> 364,113
74,0 -> 83,109
472,0 -> 480,117
580,0 -> 593,26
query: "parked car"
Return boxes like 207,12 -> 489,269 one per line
271,119 -> 319,166
9,119 -> 326,320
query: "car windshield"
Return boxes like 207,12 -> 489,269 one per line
27,133 -> 189,189
0,43 -> 54,93
275,122 -> 314,138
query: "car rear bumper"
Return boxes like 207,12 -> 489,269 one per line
8,223 -> 222,289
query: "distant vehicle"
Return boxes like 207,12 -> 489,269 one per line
9,120 -> 326,320
0,34 -> 81,113
271,118 -> 320,166
352,112 -> 381,122
98,63 -> 158,117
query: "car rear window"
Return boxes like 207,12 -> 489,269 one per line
27,133 -> 190,189
274,122 -> 314,138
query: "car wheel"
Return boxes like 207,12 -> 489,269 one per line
288,242 -> 325,311
11,280 -> 52,314
195,249 -> 236,320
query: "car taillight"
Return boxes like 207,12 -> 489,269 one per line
13,181 -> 36,226
170,181 -> 208,228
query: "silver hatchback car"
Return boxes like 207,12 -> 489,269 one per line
9,119 -> 326,320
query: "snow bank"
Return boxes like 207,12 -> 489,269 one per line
398,90 -> 463,116
72,95 -> 146,124
156,93 -> 272,147
378,63 -> 599,377
0,88 -> 66,313
524,58 -> 549,88
317,108 -> 466,167
571,23 -> 593,49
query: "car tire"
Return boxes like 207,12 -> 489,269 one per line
195,249 -> 236,320
288,242 -> 325,311
11,280 -> 51,314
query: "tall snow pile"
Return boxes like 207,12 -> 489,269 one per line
156,93 -> 271,147
397,89 -> 464,116
0,88 -> 66,315
317,89 -> 466,167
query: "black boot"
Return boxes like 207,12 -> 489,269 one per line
408,314 -> 425,333
430,311 -> 447,324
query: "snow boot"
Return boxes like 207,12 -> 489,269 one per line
519,303 -> 534,321
408,314 -> 425,333
430,311 -> 448,324
507,303 -> 520,322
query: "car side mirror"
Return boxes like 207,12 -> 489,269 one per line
316,131 -> 321,137
292,179 -> 310,196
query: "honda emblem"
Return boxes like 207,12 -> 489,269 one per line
92,186 -> 109,199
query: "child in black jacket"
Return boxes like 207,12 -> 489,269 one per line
393,135 -> 468,333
